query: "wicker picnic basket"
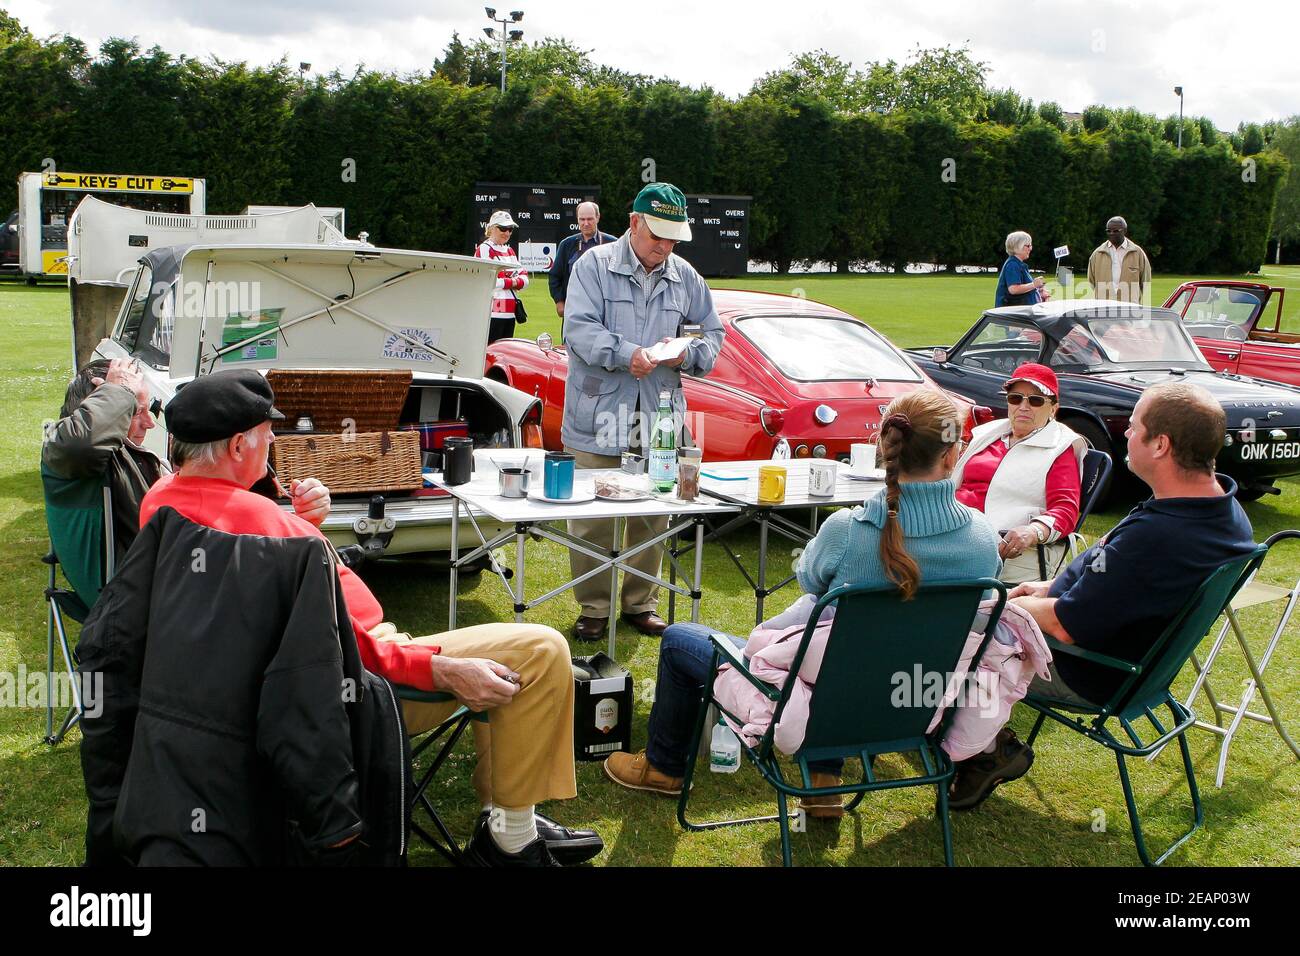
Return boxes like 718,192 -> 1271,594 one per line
265,369 -> 412,434
272,430 -> 423,495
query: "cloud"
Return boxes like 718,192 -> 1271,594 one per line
7,0 -> 1297,126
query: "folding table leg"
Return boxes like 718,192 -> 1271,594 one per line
515,524 -> 527,624
691,518 -> 704,623
756,513 -> 769,626
608,516 -> 623,660
448,498 -> 460,631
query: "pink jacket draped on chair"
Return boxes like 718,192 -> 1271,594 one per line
712,594 -> 1052,761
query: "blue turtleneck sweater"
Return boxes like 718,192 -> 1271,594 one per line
796,478 -> 1001,598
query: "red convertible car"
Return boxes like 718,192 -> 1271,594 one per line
484,289 -> 992,461
1165,280 -> 1299,383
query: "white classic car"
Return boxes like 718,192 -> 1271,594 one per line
93,242 -> 544,556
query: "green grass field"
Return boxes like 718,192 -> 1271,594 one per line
2,270 -> 1298,867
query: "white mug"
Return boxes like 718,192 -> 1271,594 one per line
809,460 -> 836,497
850,443 -> 877,474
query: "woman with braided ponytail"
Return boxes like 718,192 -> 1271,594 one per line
604,388 -> 1002,820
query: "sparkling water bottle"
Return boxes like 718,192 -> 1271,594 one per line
710,715 -> 741,773
648,390 -> 677,493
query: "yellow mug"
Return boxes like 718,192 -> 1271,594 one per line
757,465 -> 787,505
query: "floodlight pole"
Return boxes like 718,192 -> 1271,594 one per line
485,8 -> 525,93
1174,86 -> 1184,149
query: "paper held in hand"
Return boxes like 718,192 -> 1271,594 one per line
645,337 -> 696,362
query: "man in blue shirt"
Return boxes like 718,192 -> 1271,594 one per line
549,201 -> 617,317
950,382 -> 1255,809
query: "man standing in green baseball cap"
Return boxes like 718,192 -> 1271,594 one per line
560,182 -> 724,643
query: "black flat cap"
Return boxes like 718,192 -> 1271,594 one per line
165,369 -> 285,443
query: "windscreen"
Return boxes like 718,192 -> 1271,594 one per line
734,314 -> 924,382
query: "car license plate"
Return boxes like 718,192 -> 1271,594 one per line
1238,441 -> 1300,461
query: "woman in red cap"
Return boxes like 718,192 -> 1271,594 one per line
953,363 -> 1085,583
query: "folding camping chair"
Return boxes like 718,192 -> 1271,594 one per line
40,464 -> 115,745
1022,546 -> 1267,866
1022,448 -> 1114,580
395,687 -> 486,865
677,578 -> 1007,867
1152,529 -> 1300,787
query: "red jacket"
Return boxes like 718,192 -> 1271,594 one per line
139,473 -> 440,690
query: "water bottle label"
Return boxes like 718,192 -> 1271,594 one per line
649,448 -> 676,484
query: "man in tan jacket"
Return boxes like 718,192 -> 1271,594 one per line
1086,216 -> 1153,304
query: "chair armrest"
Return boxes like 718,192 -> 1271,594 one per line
1044,636 -> 1141,674
710,634 -> 781,702
394,686 -> 458,705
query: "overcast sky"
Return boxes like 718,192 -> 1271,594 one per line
8,0 -> 1298,128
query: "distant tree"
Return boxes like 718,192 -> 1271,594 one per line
1081,105 -> 1111,133
1037,101 -> 1066,130
893,44 -> 989,120
982,88 -> 1034,126
1240,122 -> 1265,155
0,7 -> 30,43
1197,116 -> 1219,146
1268,118 -> 1300,260
751,50 -> 866,112
432,31 -> 471,85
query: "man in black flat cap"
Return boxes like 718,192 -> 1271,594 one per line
137,369 -> 602,867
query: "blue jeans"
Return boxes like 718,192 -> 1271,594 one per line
645,622 -> 844,779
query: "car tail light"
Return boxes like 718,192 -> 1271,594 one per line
812,444 -> 827,458
795,444 -> 811,458
972,405 -> 995,425
760,406 -> 785,436
521,403 -> 544,448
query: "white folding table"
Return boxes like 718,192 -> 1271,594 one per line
436,471 -> 742,660
669,459 -> 885,625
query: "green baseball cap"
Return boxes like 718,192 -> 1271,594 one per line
632,182 -> 692,242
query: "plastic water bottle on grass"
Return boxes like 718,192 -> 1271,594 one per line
710,715 -> 740,773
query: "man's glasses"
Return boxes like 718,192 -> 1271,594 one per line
1005,393 -> 1052,408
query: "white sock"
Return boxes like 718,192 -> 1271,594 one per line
488,805 -> 538,854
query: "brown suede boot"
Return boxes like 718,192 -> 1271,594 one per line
799,771 -> 845,820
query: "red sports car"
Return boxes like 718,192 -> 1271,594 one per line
1164,280 -> 1300,384
484,289 -> 991,461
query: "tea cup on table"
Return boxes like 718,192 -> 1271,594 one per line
850,443 -> 876,475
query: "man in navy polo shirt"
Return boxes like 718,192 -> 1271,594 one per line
949,381 -> 1255,809
550,201 -> 616,317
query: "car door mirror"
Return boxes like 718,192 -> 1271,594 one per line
933,348 -> 949,364
536,332 -> 553,351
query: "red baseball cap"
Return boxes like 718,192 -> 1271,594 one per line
1004,363 -> 1059,397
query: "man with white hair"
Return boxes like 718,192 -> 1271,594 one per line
549,200 -> 616,317
1086,216 -> 1153,303
138,369 -> 603,867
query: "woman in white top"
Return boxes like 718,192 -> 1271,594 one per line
473,209 -> 529,343
954,363 -> 1086,584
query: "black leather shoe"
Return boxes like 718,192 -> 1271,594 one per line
572,616 -> 608,642
621,611 -> 668,636
533,811 -> 603,865
462,812 -> 561,867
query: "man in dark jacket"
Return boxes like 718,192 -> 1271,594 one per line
78,507 -> 366,865
549,201 -> 616,317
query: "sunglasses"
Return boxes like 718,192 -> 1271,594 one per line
1005,392 -> 1053,408
496,225 -> 515,232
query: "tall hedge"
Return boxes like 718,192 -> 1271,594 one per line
0,30 -> 1287,275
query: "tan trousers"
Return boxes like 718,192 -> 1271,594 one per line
999,541 -> 1072,585
565,446 -> 668,618
375,622 -> 576,809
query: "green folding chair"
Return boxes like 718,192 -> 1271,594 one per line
678,578 -> 1008,867
1022,545 -> 1267,866
395,686 -> 486,865
39,463 -> 114,745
